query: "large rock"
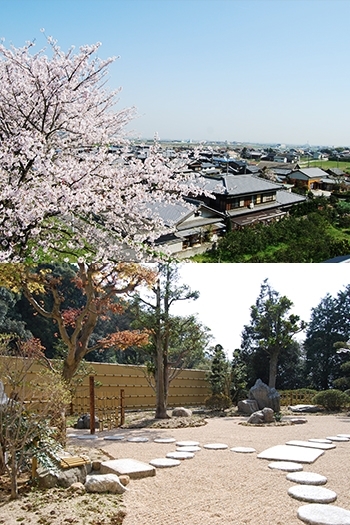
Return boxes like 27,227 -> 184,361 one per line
237,399 -> 259,415
38,465 -> 89,489
76,414 -> 100,429
172,407 -> 192,417
249,379 -> 280,412
247,407 -> 274,425
85,474 -> 127,494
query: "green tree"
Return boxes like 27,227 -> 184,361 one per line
207,344 -> 230,396
230,349 -> 248,404
0,287 -> 32,341
240,279 -> 306,389
132,263 -> 202,419
304,285 -> 350,389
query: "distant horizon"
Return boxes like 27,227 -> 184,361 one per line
1,0 -> 350,146
131,136 -> 349,150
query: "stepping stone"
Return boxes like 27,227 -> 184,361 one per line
286,471 -> 327,485
176,441 -> 200,447
77,434 -> 99,440
230,447 -> 256,454
149,458 -> 181,468
288,485 -> 337,503
176,446 -> 201,452
326,436 -> 349,442
127,437 -> 149,443
203,443 -> 228,450
308,439 -> 333,444
104,435 -> 125,441
166,451 -> 194,460
100,459 -> 156,479
268,461 -> 303,472
297,503 -> 350,525
337,434 -> 350,439
258,445 -> 324,464
154,438 -> 176,443
286,440 -> 336,450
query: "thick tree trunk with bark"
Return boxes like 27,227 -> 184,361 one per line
268,350 -> 279,389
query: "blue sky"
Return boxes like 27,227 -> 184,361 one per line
173,263 -> 350,358
1,0 -> 349,146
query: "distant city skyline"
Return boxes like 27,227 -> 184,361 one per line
1,0 -> 350,147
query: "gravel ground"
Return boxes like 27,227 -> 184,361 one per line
2,413 -> 350,525
73,413 -> 350,525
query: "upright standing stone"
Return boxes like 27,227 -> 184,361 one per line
249,378 -> 280,412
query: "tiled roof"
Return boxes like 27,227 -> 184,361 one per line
198,174 -> 283,195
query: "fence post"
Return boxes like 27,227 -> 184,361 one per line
120,389 -> 125,426
89,376 -> 95,435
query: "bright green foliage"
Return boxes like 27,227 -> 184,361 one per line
304,285 -> 350,390
230,349 -> 248,404
207,344 -> 230,396
241,279 -> 306,389
312,389 -> 350,411
197,202 -> 350,263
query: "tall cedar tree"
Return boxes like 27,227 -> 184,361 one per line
240,279 -> 306,389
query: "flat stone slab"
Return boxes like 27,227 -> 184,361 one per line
258,445 -> 324,464
103,435 -> 125,441
288,485 -> 337,503
297,503 -> 350,525
308,439 -> 333,444
230,447 -> 256,453
127,437 -> 149,443
268,461 -> 303,472
203,443 -> 228,450
337,434 -> 350,438
149,458 -> 181,468
154,438 -> 176,443
100,459 -> 156,479
176,441 -> 200,447
286,440 -> 336,450
77,434 -> 99,440
326,436 -> 349,442
286,472 -> 327,485
176,446 -> 201,452
166,451 -> 194,460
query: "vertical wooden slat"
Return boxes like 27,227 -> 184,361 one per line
89,376 -> 95,435
120,389 -> 125,426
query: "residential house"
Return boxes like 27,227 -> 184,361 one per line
287,167 -> 328,191
149,199 -> 227,257
195,174 -> 306,229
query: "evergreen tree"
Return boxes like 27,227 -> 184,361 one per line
304,284 -> 350,389
208,344 -> 229,396
240,279 -> 306,389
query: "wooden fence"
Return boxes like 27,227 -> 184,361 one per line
71,362 -> 211,416
1,358 -> 211,426
279,390 -> 316,407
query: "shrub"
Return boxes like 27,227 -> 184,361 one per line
312,389 -> 350,411
205,393 -> 232,411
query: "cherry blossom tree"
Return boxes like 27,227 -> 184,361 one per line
0,35 -> 201,263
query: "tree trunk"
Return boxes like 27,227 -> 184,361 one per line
268,351 -> 279,389
10,455 -> 18,500
154,278 -> 169,419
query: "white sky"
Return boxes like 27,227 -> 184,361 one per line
171,263 -> 350,359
